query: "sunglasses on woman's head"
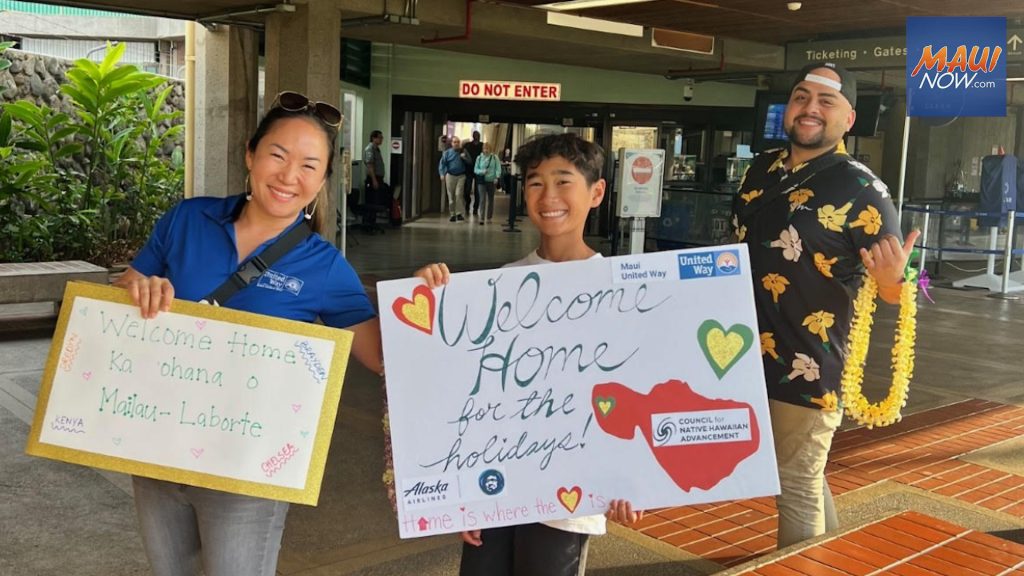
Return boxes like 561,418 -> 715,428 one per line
272,91 -> 343,128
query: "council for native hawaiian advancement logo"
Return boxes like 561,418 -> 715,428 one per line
906,17 -> 1006,117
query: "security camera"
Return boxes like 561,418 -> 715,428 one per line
683,84 -> 694,102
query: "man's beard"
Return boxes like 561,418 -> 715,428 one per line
785,116 -> 832,149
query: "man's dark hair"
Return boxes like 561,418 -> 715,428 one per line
515,133 -> 605,186
370,129 -> 383,140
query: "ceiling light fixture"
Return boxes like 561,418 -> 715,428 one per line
787,2 -> 802,10
537,0 -> 656,12
547,12 -> 644,36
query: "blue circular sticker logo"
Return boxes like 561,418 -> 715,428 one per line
478,469 -> 505,495
716,251 -> 739,274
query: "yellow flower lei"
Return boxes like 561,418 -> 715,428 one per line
840,274 -> 918,428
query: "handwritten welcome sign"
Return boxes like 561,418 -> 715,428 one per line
379,246 -> 779,538
26,282 -> 352,505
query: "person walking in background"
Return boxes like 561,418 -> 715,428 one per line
474,142 -> 501,224
462,130 -> 483,216
439,136 -> 467,222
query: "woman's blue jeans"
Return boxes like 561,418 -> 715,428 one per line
133,476 -> 289,576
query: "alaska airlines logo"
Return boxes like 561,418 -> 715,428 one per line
910,44 -> 1002,91
400,477 -> 456,510
403,480 -> 450,498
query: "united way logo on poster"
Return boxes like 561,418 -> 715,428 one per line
906,17 -> 1006,117
379,247 -> 779,538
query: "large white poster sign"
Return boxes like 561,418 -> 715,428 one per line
26,282 -> 352,505
379,246 -> 778,538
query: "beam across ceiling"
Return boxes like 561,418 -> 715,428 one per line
5,0 -> 279,21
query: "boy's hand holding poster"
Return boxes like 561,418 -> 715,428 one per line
379,245 -> 780,538
26,282 -> 352,505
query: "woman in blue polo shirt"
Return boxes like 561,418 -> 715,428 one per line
114,92 -> 382,576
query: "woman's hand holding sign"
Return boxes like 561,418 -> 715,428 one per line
114,268 -> 175,319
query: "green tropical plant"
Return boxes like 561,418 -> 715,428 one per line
0,41 -> 184,265
3,100 -> 82,166
62,42 -> 164,204
0,41 -> 13,73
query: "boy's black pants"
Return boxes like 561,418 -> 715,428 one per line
459,523 -> 589,576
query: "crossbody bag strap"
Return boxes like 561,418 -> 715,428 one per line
204,221 -> 313,305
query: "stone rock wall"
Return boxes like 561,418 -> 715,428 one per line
0,49 -> 184,156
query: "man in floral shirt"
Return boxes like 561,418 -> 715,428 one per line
732,62 -> 919,548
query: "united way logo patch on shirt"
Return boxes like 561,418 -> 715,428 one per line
257,270 -> 304,295
678,250 -> 741,280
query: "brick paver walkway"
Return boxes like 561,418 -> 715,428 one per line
631,399 -> 1024,569
739,511 -> 1024,575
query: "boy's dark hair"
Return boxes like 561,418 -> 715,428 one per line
515,133 -> 605,186
370,129 -> 383,140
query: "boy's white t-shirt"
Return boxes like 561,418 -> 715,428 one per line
503,249 -> 607,536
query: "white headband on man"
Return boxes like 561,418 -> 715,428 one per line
802,73 -> 843,92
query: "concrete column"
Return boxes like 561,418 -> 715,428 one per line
265,3 -> 342,242
193,25 -> 260,197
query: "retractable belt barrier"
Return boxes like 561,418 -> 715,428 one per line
902,205 -> 1023,296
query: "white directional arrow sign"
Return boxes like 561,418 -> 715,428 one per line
1010,34 -> 1023,51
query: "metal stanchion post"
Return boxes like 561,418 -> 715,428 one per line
985,226 -> 998,276
503,175 -> 521,234
918,210 -> 930,276
992,210 -> 1019,300
630,217 -> 645,255
517,175 -> 525,219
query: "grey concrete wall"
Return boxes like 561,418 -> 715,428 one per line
0,11 -> 185,41
905,114 -> 1018,200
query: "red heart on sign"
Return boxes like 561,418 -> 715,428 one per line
556,486 -> 582,513
392,284 -> 436,335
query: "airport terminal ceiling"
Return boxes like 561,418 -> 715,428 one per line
33,0 -> 1024,41
27,0 -> 1024,79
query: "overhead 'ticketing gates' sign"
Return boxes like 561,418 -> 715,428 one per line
786,30 -> 1024,71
